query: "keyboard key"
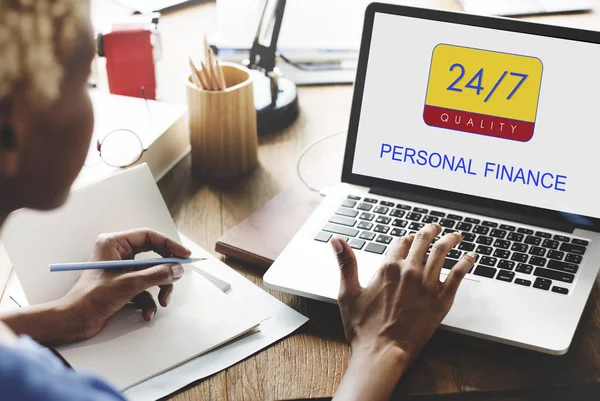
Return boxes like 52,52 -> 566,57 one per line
474,265 -> 497,278
565,253 -> 582,264
461,233 -> 477,242
364,198 -> 378,203
480,256 -> 497,267
559,243 -> 586,256
323,223 -> 359,237
535,231 -> 552,239
336,207 -> 359,218
439,219 -> 456,228
374,225 -> 390,234
516,263 -> 533,274
357,203 -> 373,211
476,236 -> 493,245
359,213 -> 375,221
341,199 -> 357,208
465,217 -> 480,224
409,222 -> 425,231
359,231 -> 376,241
442,229 -> 457,236
376,235 -> 393,244
475,245 -> 493,255
552,286 -> 569,295
494,239 -> 510,249
482,221 -> 498,228
458,242 -> 476,251
541,239 -> 559,250
332,235 -> 349,242
442,258 -> 459,269
553,235 -> 570,242
448,249 -> 462,259
462,233 -> 476,242
499,224 -> 516,231
380,201 -> 394,207
473,226 -> 489,235
524,236 -> 542,246
422,215 -> 439,223
456,222 -> 473,231
390,209 -> 405,218
329,215 -> 357,227
390,228 -> 407,237
496,270 -> 515,282
515,278 -> 532,287
511,243 -> 528,253
490,229 -> 507,239
547,250 -> 564,260
572,239 -> 589,246
447,214 -> 463,221
493,249 -> 510,259
349,238 -> 366,250
357,221 -> 373,230
507,232 -> 524,242
396,204 -> 411,210
375,216 -> 391,224
547,260 -> 578,274
511,252 -> 528,262
529,246 -> 546,257
347,195 -> 361,200
533,278 -> 552,291
314,232 -> 332,242
430,211 -> 445,217
413,207 -> 428,214
392,219 -> 408,228
406,213 -> 422,221
534,267 -> 574,283
529,256 -> 547,266
498,260 -> 515,270
517,228 -> 534,235
365,242 -> 386,254
374,206 -> 389,215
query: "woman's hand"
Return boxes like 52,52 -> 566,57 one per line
332,223 -> 476,401
61,228 -> 192,341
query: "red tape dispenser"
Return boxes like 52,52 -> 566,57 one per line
97,13 -> 161,100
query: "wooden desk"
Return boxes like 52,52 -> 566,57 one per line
61,1 -> 600,399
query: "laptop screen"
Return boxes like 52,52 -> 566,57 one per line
350,11 -> 600,220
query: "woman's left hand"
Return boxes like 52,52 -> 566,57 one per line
60,228 -> 191,341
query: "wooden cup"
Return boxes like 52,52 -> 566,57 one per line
186,62 -> 259,179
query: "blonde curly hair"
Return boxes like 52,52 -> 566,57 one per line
0,0 -> 90,107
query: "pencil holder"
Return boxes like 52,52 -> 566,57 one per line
186,62 -> 259,179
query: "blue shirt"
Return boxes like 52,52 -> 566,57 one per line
0,336 -> 125,401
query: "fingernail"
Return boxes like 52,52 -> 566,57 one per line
330,238 -> 344,255
467,251 -> 476,260
172,264 -> 184,279
149,310 -> 155,321
166,291 -> 172,306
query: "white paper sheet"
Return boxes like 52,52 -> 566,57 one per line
124,234 -> 309,401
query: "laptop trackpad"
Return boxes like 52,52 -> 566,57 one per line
441,275 -> 481,325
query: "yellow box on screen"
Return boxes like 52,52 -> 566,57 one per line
424,44 -> 543,142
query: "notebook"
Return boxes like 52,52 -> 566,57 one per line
1,164 -> 267,390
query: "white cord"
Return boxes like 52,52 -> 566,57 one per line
296,130 -> 346,194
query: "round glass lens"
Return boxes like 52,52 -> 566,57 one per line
100,129 -> 144,168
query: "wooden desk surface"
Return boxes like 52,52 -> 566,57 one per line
88,1 -> 600,399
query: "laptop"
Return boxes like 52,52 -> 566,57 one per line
459,0 -> 595,17
264,2 -> 600,355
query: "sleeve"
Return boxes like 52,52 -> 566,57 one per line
0,336 -> 127,401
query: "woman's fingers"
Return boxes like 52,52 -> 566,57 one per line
104,228 -> 191,259
407,224 -> 442,266
385,235 -> 415,263
121,263 -> 184,296
132,291 -> 157,321
331,237 -> 362,301
423,232 -> 463,286
158,284 -> 174,307
441,252 -> 477,300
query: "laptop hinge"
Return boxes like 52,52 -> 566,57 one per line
370,187 -> 575,233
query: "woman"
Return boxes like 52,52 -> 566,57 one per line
0,1 -> 475,400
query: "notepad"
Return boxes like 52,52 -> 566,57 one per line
1,164 -> 267,390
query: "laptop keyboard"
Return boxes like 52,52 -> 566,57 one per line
314,194 -> 591,296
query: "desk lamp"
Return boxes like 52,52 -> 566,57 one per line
245,0 -> 299,134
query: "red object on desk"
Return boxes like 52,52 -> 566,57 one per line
101,29 -> 156,100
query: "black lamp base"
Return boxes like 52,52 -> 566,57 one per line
251,70 -> 299,135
